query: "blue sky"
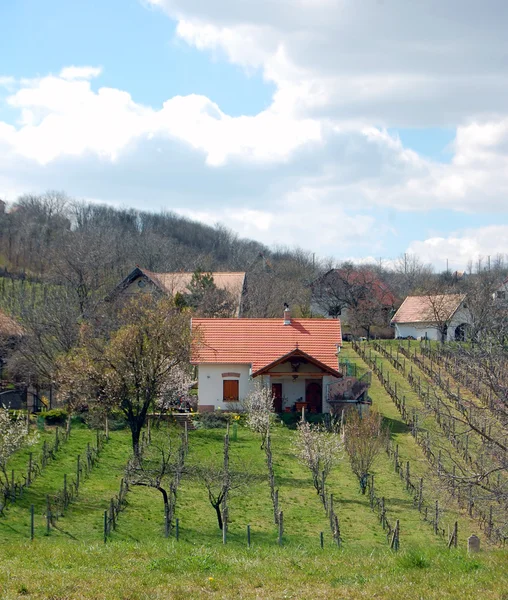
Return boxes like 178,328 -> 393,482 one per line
1,0 -> 507,270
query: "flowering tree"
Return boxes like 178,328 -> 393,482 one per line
155,365 -> 194,413
0,409 -> 36,501
294,421 -> 343,505
344,409 -> 387,494
242,380 -> 274,447
56,295 -> 192,456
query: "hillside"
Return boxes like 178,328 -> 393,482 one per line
1,342 -> 507,599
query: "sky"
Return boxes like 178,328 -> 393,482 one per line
1,0 -> 508,271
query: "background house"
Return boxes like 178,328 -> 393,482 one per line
310,267 -> 397,338
191,308 -> 343,413
0,308 -> 26,409
494,277 -> 508,302
107,266 -> 247,317
391,294 -> 471,341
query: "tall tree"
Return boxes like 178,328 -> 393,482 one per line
57,295 -> 192,455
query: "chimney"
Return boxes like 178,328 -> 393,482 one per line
283,303 -> 291,325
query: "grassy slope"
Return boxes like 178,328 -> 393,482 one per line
0,392 -> 507,598
340,344 -> 482,539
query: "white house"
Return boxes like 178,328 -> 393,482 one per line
391,294 -> 471,341
493,277 -> 508,302
191,308 -> 344,413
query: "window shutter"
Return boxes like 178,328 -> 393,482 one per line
223,380 -> 239,402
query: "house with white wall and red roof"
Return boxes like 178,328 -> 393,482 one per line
391,294 -> 471,341
191,307 -> 349,414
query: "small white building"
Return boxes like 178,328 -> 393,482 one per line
391,294 -> 471,342
191,309 -> 344,413
493,277 -> 508,302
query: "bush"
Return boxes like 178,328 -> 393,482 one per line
279,412 -> 327,429
194,411 -> 230,429
108,409 -> 128,431
41,408 -> 68,425
280,413 -> 300,428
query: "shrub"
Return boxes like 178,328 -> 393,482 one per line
280,413 -> 300,428
194,411 -> 229,429
41,408 -> 68,425
108,409 -> 128,431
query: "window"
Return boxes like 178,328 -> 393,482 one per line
223,379 -> 239,402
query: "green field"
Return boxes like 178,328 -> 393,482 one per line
1,342 -> 507,599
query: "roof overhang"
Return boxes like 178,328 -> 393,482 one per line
252,347 -> 342,378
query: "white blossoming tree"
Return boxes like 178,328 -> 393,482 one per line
242,380 -> 274,447
156,365 -> 194,413
0,408 -> 36,501
295,420 -> 344,506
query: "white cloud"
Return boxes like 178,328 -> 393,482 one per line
150,0 -> 508,126
59,66 -> 103,80
1,0 -> 508,263
2,69 -> 321,166
0,67 -> 508,260
0,76 -> 15,88
407,226 -> 508,271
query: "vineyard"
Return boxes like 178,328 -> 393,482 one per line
0,341 -> 507,599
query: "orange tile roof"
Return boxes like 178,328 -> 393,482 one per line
0,309 -> 23,337
391,294 -> 466,324
191,318 -> 342,373
142,270 -> 246,298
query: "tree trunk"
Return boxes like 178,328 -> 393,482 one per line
213,502 -> 223,530
130,421 -> 142,457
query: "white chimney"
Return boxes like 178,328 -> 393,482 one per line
283,303 -> 291,325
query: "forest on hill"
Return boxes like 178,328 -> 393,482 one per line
0,191 -> 507,388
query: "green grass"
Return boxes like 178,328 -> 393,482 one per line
340,344 -> 483,540
0,400 -> 507,598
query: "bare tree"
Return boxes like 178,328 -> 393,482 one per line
344,410 -> 388,493
125,433 -> 186,530
193,441 -> 252,531
311,263 -> 396,337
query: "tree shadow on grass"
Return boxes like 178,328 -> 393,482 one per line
383,416 -> 410,435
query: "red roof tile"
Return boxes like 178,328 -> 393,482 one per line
191,318 -> 342,373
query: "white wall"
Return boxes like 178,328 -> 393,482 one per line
197,363 -> 252,411
198,364 -> 339,413
394,323 -> 441,340
395,309 -> 472,341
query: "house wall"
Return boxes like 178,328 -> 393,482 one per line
394,323 -> 441,340
394,304 -> 472,341
122,277 -> 159,297
197,362 -> 340,414
494,280 -> 508,301
263,374 -> 340,413
264,376 -> 307,409
197,363 -> 251,412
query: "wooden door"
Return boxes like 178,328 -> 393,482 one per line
305,382 -> 322,413
272,383 -> 283,413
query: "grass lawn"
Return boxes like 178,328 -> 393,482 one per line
0,393 -> 507,598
